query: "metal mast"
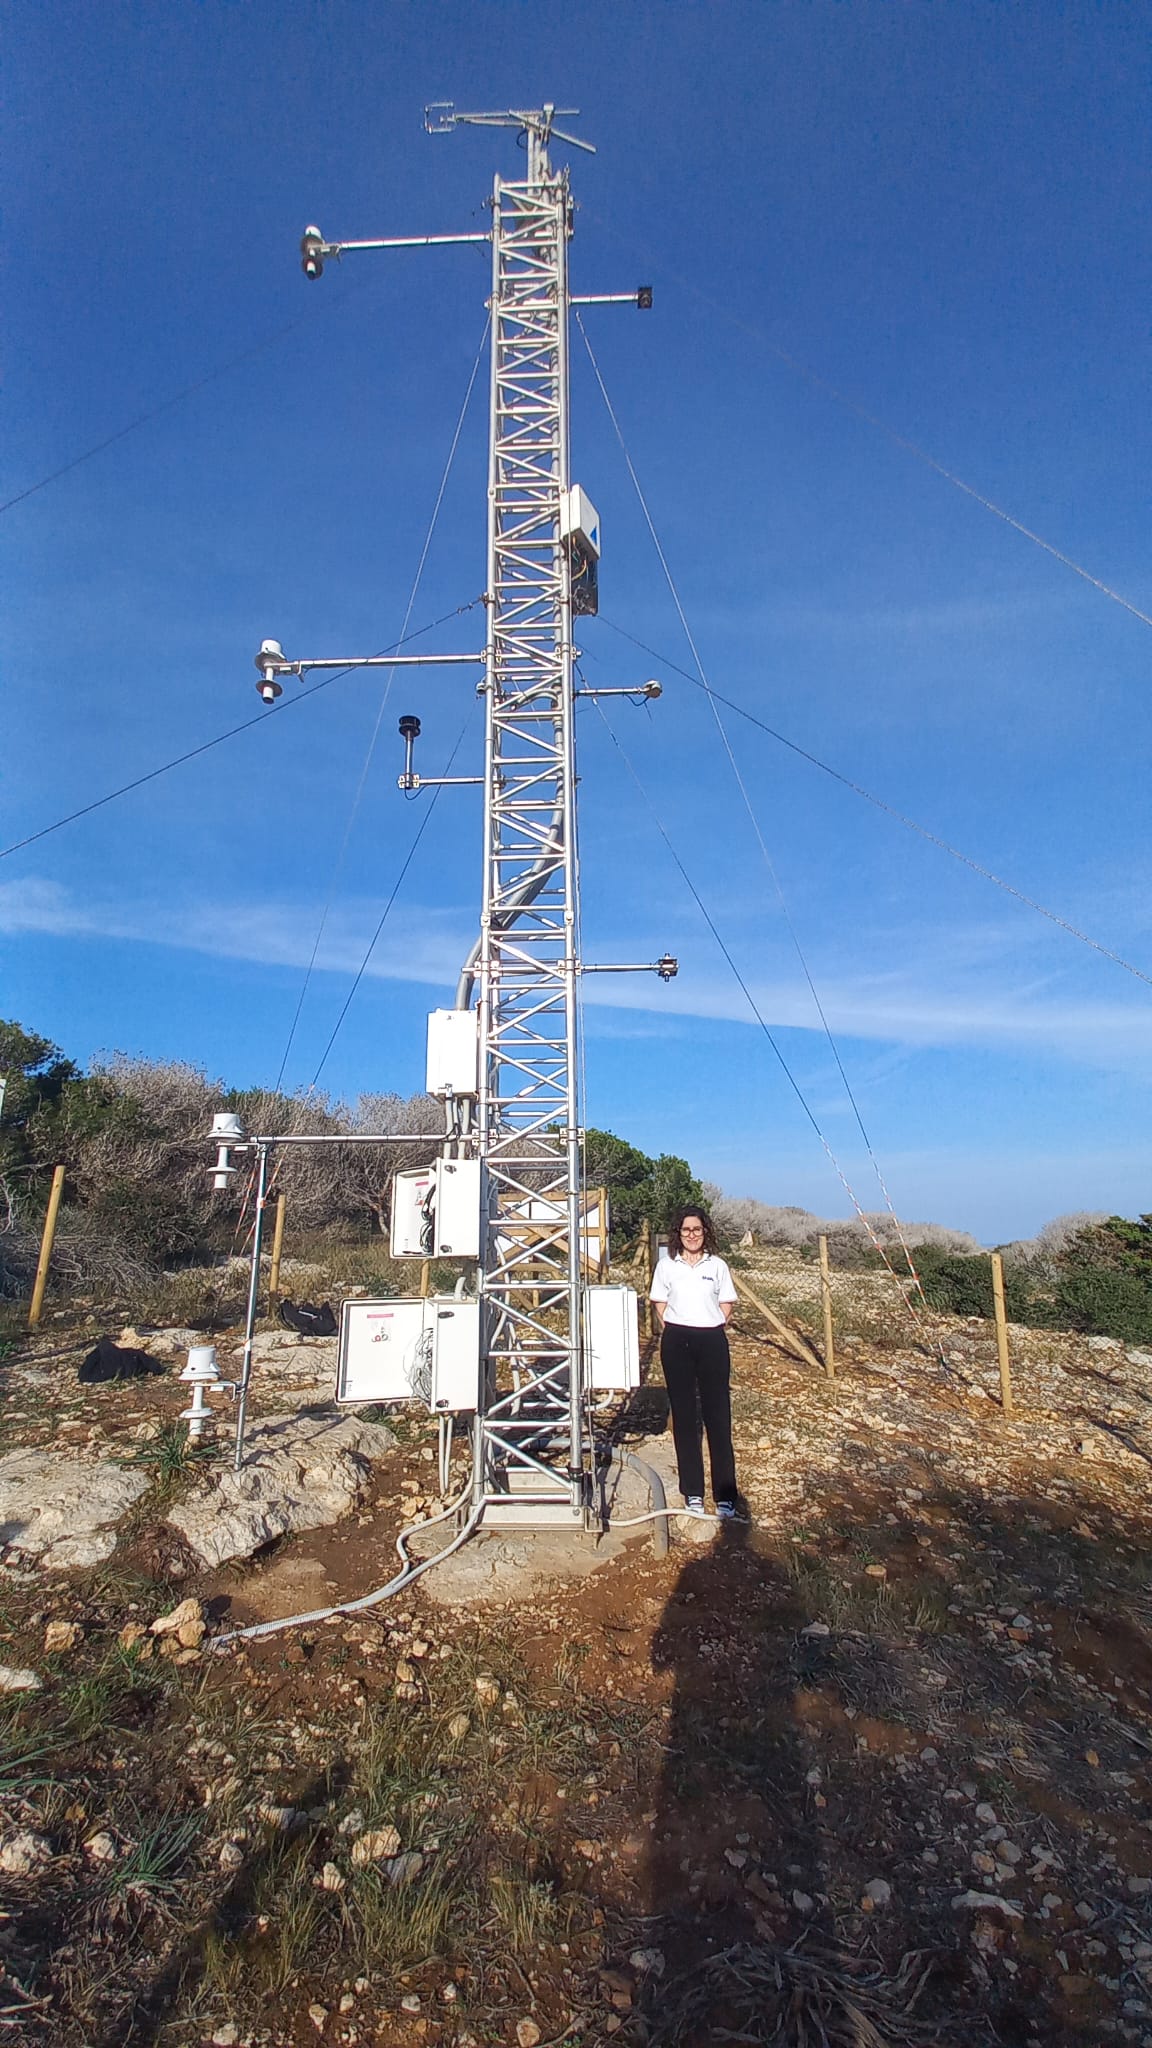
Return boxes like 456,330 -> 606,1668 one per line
251,105 -> 667,1527
469,108 -> 585,1524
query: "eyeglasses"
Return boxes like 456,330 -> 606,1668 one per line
681,1225 -> 705,1237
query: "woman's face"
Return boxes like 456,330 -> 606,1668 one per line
680,1217 -> 706,1252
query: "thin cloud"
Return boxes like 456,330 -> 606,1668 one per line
2,876 -> 1150,1067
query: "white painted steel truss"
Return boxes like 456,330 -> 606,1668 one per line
252,108 -> 662,1524
474,129 -> 585,1522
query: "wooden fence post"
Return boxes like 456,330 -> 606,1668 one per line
267,1193 -> 286,1316
419,1259 -> 431,1300
990,1252 -> 1014,1415
28,1165 -> 66,1331
818,1233 -> 836,1380
641,1217 -> 654,1336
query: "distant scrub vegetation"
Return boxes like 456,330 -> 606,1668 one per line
3,1018 -> 1150,1344
0,1019 -> 702,1301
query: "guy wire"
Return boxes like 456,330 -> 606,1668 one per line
273,321 -> 489,1092
577,316 -> 927,1305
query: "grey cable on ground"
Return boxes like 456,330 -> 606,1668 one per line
273,322 -> 490,1093
213,1480 -> 482,1646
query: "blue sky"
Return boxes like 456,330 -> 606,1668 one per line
4,1 -> 1152,1243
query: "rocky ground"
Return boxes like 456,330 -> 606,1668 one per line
3,1256 -> 1152,2045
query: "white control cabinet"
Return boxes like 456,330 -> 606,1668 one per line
583,1284 -> 641,1392
390,1158 -> 482,1260
337,1295 -> 480,1411
432,1158 -> 482,1258
390,1165 -> 436,1259
426,1008 -> 479,1098
425,1298 -> 481,1411
337,1298 -> 431,1405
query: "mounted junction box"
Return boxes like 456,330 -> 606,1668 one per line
390,1165 -> 436,1259
336,1295 -> 479,1411
426,1298 -> 481,1410
561,484 -> 600,617
426,1008 -> 479,1098
337,1298 -> 431,1404
391,1157 -> 482,1260
561,485 -> 600,558
583,1284 -> 640,1392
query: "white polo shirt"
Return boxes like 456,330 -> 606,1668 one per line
649,1252 -> 737,1329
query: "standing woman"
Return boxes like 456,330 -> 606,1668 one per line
649,1205 -> 741,1519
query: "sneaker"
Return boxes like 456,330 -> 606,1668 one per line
683,1496 -> 707,1517
716,1500 -> 745,1521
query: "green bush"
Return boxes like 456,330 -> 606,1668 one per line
912,1246 -> 1046,1323
1055,1266 -> 1152,1345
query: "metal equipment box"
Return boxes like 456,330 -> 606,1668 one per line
337,1298 -> 430,1404
390,1165 -> 436,1259
389,1157 -> 482,1260
426,1008 -> 479,1098
584,1284 -> 640,1391
426,1297 -> 481,1411
337,1295 -> 479,1410
432,1157 -> 482,1257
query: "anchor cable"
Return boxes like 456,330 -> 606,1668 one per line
272,321 -> 489,1092
0,600 -> 482,864
596,613 -> 1152,995
578,317 -> 928,1306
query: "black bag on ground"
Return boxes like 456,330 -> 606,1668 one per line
279,1300 -> 337,1337
79,1336 -> 166,1383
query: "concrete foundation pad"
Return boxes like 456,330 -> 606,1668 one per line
412,1450 -> 696,1606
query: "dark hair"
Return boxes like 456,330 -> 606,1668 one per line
668,1205 -> 719,1258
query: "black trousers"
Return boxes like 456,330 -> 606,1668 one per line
660,1322 -> 737,1505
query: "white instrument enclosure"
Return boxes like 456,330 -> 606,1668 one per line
337,1298 -> 430,1404
337,1296 -> 481,1411
584,1284 -> 640,1391
426,1008 -> 479,1097
427,1298 -> 481,1410
390,1158 -> 482,1260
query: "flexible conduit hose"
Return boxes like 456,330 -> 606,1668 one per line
210,1481 -> 483,1648
612,1448 -> 671,1557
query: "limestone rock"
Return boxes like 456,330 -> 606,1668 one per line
516,2022 -> 541,2048
84,1831 -> 117,1862
165,1411 -> 394,1567
0,1830 -> 52,1875
952,1890 -> 1023,1919
151,1597 -> 204,1645
0,1449 -> 149,1570
351,1825 -> 402,1867
0,1666 -> 42,1692
382,1850 -> 424,1887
